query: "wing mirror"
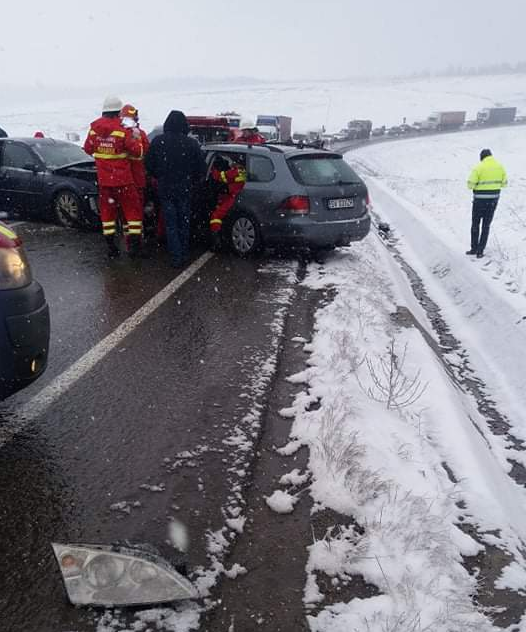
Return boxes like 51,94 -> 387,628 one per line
23,163 -> 40,174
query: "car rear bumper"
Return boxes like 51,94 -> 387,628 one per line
0,281 -> 50,400
262,213 -> 371,247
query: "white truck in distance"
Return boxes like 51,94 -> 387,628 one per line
417,111 -> 466,131
255,115 -> 292,142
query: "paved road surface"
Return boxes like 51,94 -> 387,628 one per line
0,224 -> 321,631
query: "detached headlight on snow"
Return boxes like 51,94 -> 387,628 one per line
0,246 -> 32,290
52,543 -> 197,607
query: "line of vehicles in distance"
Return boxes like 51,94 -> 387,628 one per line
332,106 -> 521,142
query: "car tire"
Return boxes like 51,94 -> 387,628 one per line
228,213 -> 263,257
53,190 -> 83,228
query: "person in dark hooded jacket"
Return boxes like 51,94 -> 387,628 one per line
145,110 -> 206,267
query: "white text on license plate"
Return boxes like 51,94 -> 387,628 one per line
328,198 -> 354,209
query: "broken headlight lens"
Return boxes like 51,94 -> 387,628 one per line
52,543 -> 197,607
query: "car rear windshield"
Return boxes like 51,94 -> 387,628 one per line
287,155 -> 361,186
33,141 -> 92,169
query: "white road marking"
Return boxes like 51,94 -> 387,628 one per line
0,252 -> 214,446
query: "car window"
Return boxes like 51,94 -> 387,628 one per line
287,155 -> 361,186
247,155 -> 275,182
208,152 -> 246,175
2,143 -> 36,169
33,141 -> 91,169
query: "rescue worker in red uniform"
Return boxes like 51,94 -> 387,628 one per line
119,103 -> 150,248
234,127 -> 266,145
209,156 -> 247,248
234,119 -> 266,145
84,96 -> 143,258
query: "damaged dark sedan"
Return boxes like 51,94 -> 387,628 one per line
0,138 -> 99,228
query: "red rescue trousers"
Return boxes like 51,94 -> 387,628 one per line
210,193 -> 237,233
99,185 -> 143,238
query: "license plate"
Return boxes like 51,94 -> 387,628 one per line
328,198 -> 354,209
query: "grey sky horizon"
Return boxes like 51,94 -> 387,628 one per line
2,0 -> 524,87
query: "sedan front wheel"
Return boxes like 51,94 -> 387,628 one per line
53,191 -> 82,228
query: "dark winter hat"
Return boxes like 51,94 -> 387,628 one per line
480,148 -> 492,160
164,110 -> 189,135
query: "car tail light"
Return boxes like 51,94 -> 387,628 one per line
365,191 -> 372,211
281,196 -> 310,215
0,226 -> 32,290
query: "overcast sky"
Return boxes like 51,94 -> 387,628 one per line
1,0 -> 524,87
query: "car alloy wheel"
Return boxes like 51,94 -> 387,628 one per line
231,216 -> 258,255
54,191 -> 80,228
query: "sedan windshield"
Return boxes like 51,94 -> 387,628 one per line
288,155 -> 360,186
33,141 -> 93,169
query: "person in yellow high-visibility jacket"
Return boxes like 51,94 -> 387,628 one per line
466,149 -> 507,258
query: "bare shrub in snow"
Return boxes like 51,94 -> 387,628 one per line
359,340 -> 428,411
316,406 -> 388,503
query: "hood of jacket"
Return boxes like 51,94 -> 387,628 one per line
90,116 -> 124,136
164,110 -> 189,135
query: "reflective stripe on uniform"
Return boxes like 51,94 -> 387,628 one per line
110,130 -> 126,138
127,220 -> 142,235
474,193 -> 500,199
129,156 -> 143,161
89,129 -> 96,136
0,225 -> 18,240
210,219 -> 223,225
220,172 -> 228,183
475,180 -> 504,186
93,152 -> 128,159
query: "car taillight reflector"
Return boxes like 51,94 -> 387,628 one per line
281,196 -> 310,215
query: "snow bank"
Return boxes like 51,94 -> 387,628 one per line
281,241 -> 526,630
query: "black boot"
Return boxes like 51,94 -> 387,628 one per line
128,235 -> 141,258
105,235 -> 120,259
128,235 -> 148,259
209,232 -> 223,253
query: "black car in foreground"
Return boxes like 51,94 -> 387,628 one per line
0,138 -> 98,228
0,222 -> 49,400
200,143 -> 371,256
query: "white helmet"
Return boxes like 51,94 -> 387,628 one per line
102,95 -> 123,113
240,118 -> 256,130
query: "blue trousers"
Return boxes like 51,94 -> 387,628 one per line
160,192 -> 191,266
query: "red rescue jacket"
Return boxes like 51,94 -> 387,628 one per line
234,131 -> 266,145
84,117 -> 142,187
212,166 -> 247,197
129,128 -> 150,188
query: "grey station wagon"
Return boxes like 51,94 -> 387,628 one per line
203,143 -> 371,256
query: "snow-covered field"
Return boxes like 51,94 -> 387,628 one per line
2,73 -> 526,139
349,127 -> 526,438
